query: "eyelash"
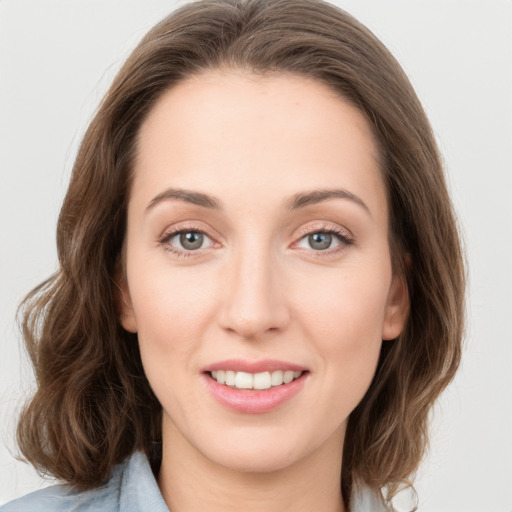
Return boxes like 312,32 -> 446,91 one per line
157,224 -> 354,259
293,224 -> 354,257
157,224 -> 213,258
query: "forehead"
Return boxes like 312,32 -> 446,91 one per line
137,69 -> 379,158
132,70 -> 386,220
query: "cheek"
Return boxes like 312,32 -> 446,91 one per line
130,270 -> 216,417
292,262 -> 390,393
295,263 -> 391,344
127,264 -> 218,365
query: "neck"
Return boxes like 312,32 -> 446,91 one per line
157,419 -> 346,512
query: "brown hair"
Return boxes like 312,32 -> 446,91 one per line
17,0 -> 465,507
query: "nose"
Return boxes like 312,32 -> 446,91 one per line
218,243 -> 291,340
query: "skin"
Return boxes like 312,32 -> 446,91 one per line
119,69 -> 408,512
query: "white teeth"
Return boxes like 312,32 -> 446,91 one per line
283,370 -> 295,384
225,370 -> 236,386
271,370 -> 283,386
235,371 -> 253,389
210,369 -> 303,389
253,372 -> 271,390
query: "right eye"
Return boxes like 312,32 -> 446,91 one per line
159,229 -> 215,256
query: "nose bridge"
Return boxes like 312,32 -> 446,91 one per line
219,234 -> 289,339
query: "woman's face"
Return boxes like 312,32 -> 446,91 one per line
119,70 -> 408,474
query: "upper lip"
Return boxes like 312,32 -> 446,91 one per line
201,359 -> 308,374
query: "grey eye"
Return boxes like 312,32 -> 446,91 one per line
307,232 -> 333,250
174,231 -> 206,250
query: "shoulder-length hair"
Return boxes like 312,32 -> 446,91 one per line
17,0 -> 465,506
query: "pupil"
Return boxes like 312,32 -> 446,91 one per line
180,232 -> 203,250
309,233 -> 332,250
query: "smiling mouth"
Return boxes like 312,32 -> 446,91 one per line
208,370 -> 305,390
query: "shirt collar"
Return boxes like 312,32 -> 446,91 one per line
118,451 -> 392,512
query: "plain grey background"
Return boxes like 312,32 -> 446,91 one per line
1,1 -> 511,510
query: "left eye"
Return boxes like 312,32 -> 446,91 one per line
297,232 -> 342,251
168,230 -> 213,251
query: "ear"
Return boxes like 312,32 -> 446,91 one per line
382,271 -> 409,341
114,271 -> 138,334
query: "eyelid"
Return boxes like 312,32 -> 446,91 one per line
157,220 -> 354,258
157,222 -> 220,257
293,222 -> 354,243
291,222 -> 355,255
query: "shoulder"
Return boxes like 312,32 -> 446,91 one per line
1,471 -> 121,512
1,483 -> 109,512
1,452 -> 169,512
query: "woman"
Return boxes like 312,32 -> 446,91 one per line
3,0 -> 465,510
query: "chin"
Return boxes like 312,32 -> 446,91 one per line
209,441 -> 301,474
196,421 -> 338,475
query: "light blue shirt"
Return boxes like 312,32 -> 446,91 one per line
2,452 -> 390,511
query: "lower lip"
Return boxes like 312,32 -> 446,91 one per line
203,373 -> 307,414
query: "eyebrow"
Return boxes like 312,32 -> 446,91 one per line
285,188 -> 370,215
145,188 -> 223,213
145,186 -> 370,215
